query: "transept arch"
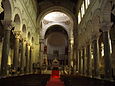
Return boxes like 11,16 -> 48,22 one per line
42,24 -> 69,39
37,6 -> 76,26
44,25 -> 68,39
37,6 -> 77,39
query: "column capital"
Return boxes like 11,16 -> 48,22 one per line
1,20 -> 14,30
13,30 -> 21,39
101,22 -> 113,32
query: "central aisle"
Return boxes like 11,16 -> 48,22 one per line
46,77 -> 64,86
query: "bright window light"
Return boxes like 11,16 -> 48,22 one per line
85,0 -> 90,9
85,0 -> 88,9
101,43 -> 104,57
78,11 -> 81,24
81,1 -> 85,17
43,12 -> 70,22
109,39 -> 112,54
87,0 -> 90,6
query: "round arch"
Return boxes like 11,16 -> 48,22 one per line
44,25 -> 69,39
41,23 -> 70,39
13,14 -> 21,30
22,24 -> 26,33
13,7 -> 22,30
37,6 -> 77,30
22,19 -> 27,30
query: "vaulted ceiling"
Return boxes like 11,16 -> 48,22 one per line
37,0 -> 78,14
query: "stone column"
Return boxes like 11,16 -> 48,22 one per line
101,22 -> 113,79
68,39 -> 71,68
86,44 -> 92,77
39,39 -> 44,66
70,38 -> 74,74
25,42 -> 30,73
77,50 -> 79,73
92,36 -> 100,78
29,46 -> 33,73
82,47 -> 87,75
76,50 -> 79,73
78,50 -> 82,74
1,20 -> 12,75
73,49 -> 77,74
20,38 -> 26,73
13,31 -> 21,71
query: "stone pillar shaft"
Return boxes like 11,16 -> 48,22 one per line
79,50 -> 81,74
103,31 -> 112,78
86,44 -> 92,76
1,29 -> 11,75
1,20 -> 12,75
13,31 -> 20,70
82,48 -> 86,75
20,39 -> 26,73
39,39 -> 44,66
101,22 -> 113,79
76,50 -> 79,72
25,43 -> 30,73
29,46 -> 33,73
93,39 -> 99,77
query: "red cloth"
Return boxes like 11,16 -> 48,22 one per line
52,70 -> 60,78
46,78 -> 64,86
46,70 -> 64,86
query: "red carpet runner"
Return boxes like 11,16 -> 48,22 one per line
46,77 -> 64,86
46,70 -> 64,86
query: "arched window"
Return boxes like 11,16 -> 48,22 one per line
85,0 -> 90,9
81,1 -> 85,17
78,0 -> 91,24
101,43 -> 104,57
